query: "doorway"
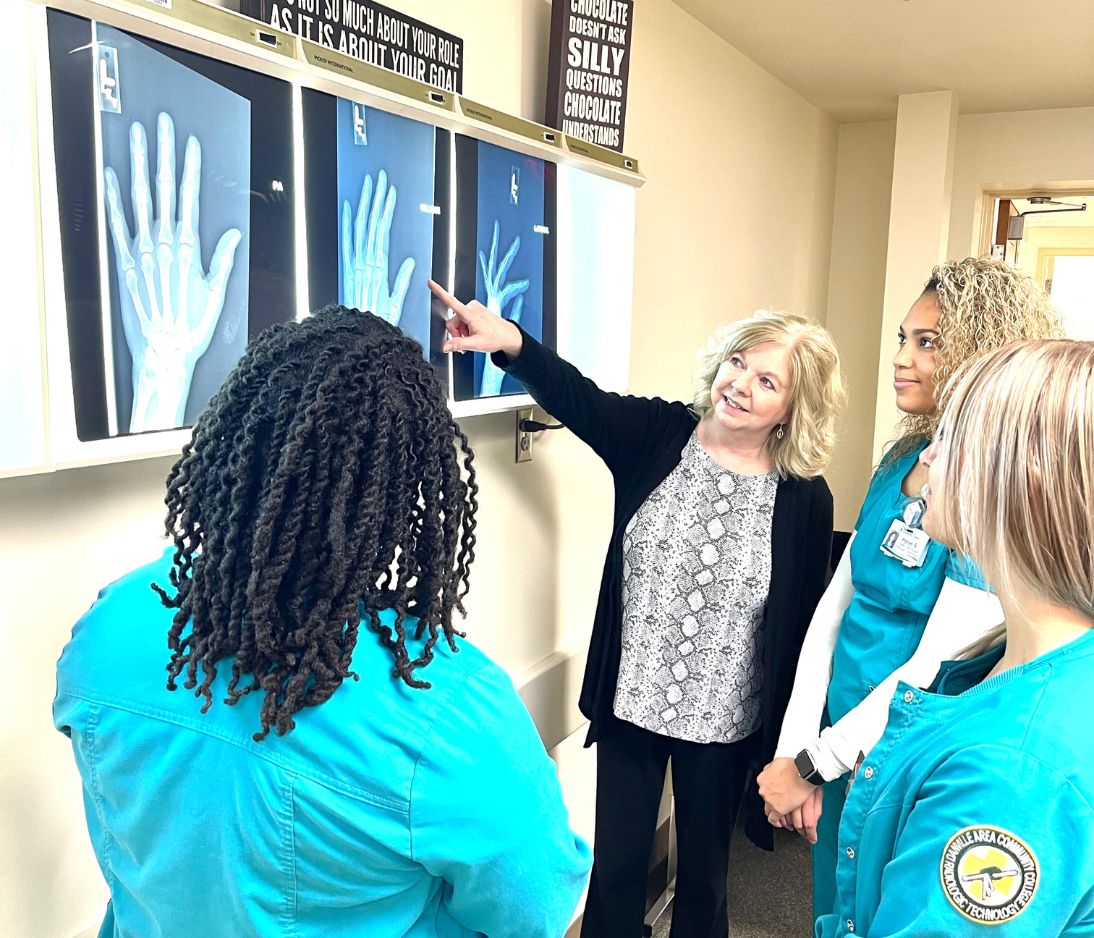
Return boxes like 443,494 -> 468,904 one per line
984,194 -> 1094,339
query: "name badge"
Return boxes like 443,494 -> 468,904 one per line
880,519 -> 930,567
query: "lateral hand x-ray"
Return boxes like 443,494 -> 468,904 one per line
340,169 -> 415,326
452,135 -> 556,402
478,220 -> 529,397
104,112 -> 241,433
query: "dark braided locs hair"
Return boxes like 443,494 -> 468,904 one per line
153,306 -> 479,741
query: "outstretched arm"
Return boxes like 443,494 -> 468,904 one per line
429,279 -> 689,473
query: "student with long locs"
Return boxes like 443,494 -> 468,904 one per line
756,258 -> 1063,920
429,279 -> 845,938
54,308 -> 591,938
817,339 -> 1094,936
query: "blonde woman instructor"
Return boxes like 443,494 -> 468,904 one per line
757,257 -> 1063,920
817,339 -> 1094,936
430,279 -> 844,938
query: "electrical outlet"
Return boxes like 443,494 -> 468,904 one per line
515,408 -> 533,463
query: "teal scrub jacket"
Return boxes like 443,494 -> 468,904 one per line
817,627 -> 1094,937
54,551 -> 591,937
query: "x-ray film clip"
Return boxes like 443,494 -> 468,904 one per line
97,45 -> 121,114
352,104 -> 367,145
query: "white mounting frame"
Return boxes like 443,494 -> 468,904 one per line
15,0 -> 642,475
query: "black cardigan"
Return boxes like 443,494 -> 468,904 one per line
495,332 -> 833,851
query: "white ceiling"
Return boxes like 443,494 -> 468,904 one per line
672,0 -> 1094,122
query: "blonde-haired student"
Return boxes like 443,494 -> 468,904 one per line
817,339 -> 1094,936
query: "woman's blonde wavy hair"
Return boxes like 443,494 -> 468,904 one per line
887,257 -> 1062,462
932,341 -> 1094,658
692,309 -> 846,480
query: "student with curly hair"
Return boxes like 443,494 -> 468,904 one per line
430,280 -> 845,938
756,257 -> 1063,922
53,307 -> 590,938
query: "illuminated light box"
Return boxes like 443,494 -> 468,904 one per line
45,9 -> 296,444
302,90 -> 450,365
554,162 -> 634,394
0,0 -> 48,476
452,136 -> 557,403
20,1 -> 640,472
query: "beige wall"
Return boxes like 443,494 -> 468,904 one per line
870,92 -> 959,463
2,2 -> 841,935
626,2 -> 838,400
822,120 -> 896,530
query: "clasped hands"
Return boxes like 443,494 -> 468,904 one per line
756,757 -> 823,845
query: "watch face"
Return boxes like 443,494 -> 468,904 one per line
794,750 -> 816,780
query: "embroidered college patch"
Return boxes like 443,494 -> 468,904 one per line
940,826 -> 1038,924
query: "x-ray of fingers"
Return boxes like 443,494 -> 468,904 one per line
301,91 -> 450,363
453,137 -> 557,401
45,9 -> 575,432
46,10 -> 295,441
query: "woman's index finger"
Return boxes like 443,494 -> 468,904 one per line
426,279 -> 465,316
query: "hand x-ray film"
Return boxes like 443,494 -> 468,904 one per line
47,11 -> 295,440
453,137 -> 557,401
302,91 -> 449,360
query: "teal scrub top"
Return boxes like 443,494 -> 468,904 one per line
54,552 -> 591,938
828,443 -> 984,726
816,626 -> 1094,937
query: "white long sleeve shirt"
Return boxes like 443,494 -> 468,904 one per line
774,531 -> 1005,780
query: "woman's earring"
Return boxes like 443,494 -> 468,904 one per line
776,425 -> 785,440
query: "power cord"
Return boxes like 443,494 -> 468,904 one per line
520,419 -> 564,433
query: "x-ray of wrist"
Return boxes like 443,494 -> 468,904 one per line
340,169 -> 414,325
478,220 -> 529,397
103,111 -> 241,433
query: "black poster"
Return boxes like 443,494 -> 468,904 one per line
545,0 -> 633,152
239,0 -> 463,92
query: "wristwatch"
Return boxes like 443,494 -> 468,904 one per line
795,748 -> 825,786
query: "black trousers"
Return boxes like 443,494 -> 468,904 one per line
580,715 -> 756,938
